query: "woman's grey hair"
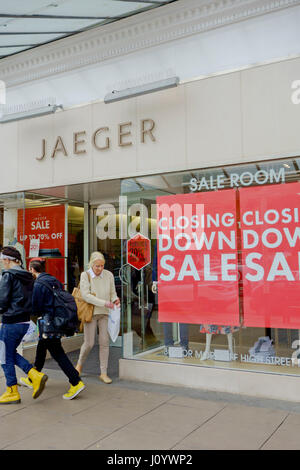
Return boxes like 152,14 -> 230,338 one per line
89,251 -> 105,269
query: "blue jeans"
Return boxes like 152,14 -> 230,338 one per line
163,323 -> 189,350
0,323 -> 33,387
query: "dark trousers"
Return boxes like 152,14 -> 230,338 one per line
35,338 -> 80,386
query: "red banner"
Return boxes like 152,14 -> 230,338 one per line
157,190 -> 240,325
240,182 -> 300,328
18,205 -> 66,284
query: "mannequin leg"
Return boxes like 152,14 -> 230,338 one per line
179,323 -> 189,350
201,333 -> 212,360
227,333 -> 233,359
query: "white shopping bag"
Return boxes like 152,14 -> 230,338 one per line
108,307 -> 120,343
22,320 -> 39,343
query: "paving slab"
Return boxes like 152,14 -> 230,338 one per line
261,414 -> 300,450
88,426 -> 184,450
4,421 -> 112,450
86,398 -> 226,450
1,366 -> 300,450
173,404 -> 288,450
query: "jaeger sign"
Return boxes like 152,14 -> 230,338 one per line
36,119 -> 156,160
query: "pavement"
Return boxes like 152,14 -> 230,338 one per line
1,346 -> 300,451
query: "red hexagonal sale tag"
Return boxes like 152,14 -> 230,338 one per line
127,233 -> 151,270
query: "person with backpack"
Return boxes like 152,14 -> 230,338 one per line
0,246 -> 48,404
20,258 -> 85,400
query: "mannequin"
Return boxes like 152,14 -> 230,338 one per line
201,332 -> 233,360
200,324 -> 238,361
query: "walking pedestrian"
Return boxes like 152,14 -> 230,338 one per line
20,258 -> 85,400
0,246 -> 48,404
75,252 -> 120,384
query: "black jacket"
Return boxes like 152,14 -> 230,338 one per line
32,272 -> 63,318
0,267 -> 34,324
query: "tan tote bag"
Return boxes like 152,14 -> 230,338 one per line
72,271 -> 95,331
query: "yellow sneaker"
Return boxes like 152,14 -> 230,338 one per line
20,377 -> 33,389
63,381 -> 85,400
0,385 -> 21,405
28,367 -> 48,399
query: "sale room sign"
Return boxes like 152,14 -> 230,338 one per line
157,190 -> 240,325
240,182 -> 300,328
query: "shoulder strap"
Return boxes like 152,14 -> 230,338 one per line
82,270 -> 95,295
81,271 -> 91,285
35,279 -> 57,317
78,271 -> 89,286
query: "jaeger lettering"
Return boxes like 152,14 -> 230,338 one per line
36,119 -> 156,160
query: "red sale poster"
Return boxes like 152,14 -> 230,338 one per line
240,183 -> 300,329
240,182 -> 300,328
157,190 -> 240,325
18,205 -> 66,284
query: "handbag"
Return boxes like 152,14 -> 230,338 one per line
72,272 -> 95,330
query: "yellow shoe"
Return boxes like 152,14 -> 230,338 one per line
20,377 -> 33,389
99,374 -> 112,384
0,385 -> 21,405
63,381 -> 85,400
28,368 -> 48,399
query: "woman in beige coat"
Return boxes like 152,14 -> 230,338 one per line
75,252 -> 120,384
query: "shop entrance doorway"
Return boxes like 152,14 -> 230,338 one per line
92,197 -> 159,353
120,197 -> 160,356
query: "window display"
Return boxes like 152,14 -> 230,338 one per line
121,158 -> 300,376
0,194 -> 84,352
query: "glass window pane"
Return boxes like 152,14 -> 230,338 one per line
120,157 -> 300,376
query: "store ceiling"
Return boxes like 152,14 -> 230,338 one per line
0,0 -> 178,60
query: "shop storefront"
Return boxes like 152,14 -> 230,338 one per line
1,53 -> 300,400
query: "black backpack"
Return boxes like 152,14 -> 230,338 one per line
37,279 -> 79,338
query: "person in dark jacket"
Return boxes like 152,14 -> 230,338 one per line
20,258 -> 85,400
0,246 -> 48,404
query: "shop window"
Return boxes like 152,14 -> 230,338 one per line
120,158 -> 300,376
